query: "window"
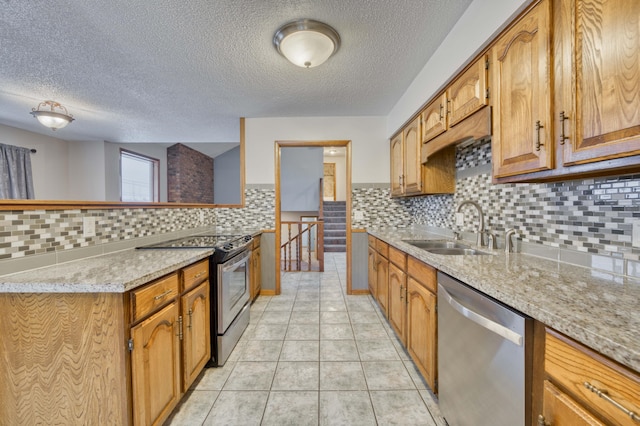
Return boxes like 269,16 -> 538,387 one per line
120,149 -> 159,202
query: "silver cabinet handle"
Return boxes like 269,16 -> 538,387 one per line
584,381 -> 640,422
438,283 -> 523,346
154,289 -> 172,300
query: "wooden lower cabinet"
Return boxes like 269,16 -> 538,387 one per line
541,380 -> 604,426
250,245 -> 262,301
131,302 -> 182,426
181,281 -> 211,392
368,246 -> 377,298
388,262 -> 407,344
376,254 -> 389,315
406,274 -> 437,393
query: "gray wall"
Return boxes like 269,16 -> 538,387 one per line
214,146 -> 241,204
281,147 -> 324,211
351,232 -> 369,291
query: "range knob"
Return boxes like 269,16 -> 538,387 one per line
244,235 -> 252,242
223,243 -> 233,251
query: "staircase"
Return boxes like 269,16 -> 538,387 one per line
323,201 -> 346,252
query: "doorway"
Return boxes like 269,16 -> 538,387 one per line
275,140 -> 353,295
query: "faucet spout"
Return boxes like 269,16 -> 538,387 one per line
456,200 -> 485,246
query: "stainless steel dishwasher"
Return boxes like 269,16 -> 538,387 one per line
437,272 -> 532,426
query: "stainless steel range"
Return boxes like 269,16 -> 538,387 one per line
138,234 -> 253,366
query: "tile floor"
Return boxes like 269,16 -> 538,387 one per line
166,253 -> 446,426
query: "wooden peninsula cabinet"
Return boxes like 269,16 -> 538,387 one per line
0,257 -> 211,426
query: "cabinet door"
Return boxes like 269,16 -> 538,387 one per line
448,55 -> 489,127
181,281 -> 211,392
376,256 -> 389,315
491,0 -> 553,178
406,277 -> 437,393
131,302 -> 181,426
250,248 -> 261,301
403,116 -> 423,194
368,246 -> 377,298
559,0 -> 640,166
541,380 -> 604,426
388,262 -> 407,344
422,93 -> 448,143
390,133 -> 404,196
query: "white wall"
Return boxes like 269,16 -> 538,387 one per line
67,140 -> 106,200
387,0 -> 530,136
245,116 -> 388,184
323,154 -> 347,201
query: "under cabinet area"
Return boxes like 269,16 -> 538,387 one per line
0,257 -> 211,426
541,329 -> 640,426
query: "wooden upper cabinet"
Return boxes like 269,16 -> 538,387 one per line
390,133 -> 404,196
491,0 -> 553,178
422,93 -> 448,143
559,0 -> 640,166
403,116 -> 422,194
448,55 -> 489,127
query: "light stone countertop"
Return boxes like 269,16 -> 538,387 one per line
368,228 -> 640,373
0,248 -> 213,293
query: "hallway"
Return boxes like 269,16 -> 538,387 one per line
166,253 -> 445,425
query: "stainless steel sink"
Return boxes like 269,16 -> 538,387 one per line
403,240 -> 491,255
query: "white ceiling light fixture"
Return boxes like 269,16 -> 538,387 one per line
273,19 -> 341,68
30,100 -> 74,130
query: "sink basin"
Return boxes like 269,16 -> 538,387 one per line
403,240 -> 490,256
403,240 -> 470,250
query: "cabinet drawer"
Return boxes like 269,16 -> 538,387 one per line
183,259 -> 209,292
388,246 -> 407,270
131,273 -> 179,322
368,235 -> 376,248
407,256 -> 436,293
545,329 -> 640,426
376,240 -> 389,258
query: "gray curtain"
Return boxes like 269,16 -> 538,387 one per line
0,143 -> 35,199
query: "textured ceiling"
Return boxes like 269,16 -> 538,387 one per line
0,0 -> 473,143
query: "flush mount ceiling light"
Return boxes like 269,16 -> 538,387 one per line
30,100 -> 74,130
273,19 -> 340,68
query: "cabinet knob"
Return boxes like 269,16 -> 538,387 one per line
537,414 -> 549,426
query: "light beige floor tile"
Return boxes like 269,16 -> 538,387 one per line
271,361 -> 319,391
320,361 -> 367,390
319,391 -> 376,426
223,361 -> 277,391
403,359 -> 428,390
320,323 -> 354,340
320,339 -> 360,361
349,311 -> 381,324
280,340 -> 320,361
321,300 -> 347,312
419,389 -> 447,426
249,323 -> 288,340
356,339 -> 401,361
289,310 -> 320,324
262,391 -> 319,426
352,322 -> 390,340
370,390 -> 435,425
193,362 -> 236,391
203,390 -> 268,425
265,298 -> 295,311
285,323 -> 320,340
361,361 -> 416,390
259,311 -> 291,324
240,340 -> 283,361
166,389 -> 218,425
320,311 -> 350,324
293,299 -> 320,311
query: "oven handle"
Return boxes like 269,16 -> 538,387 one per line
438,283 -> 523,346
221,250 -> 252,272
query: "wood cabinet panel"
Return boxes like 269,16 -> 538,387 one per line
376,239 -> 389,258
376,255 -> 389,316
368,246 -> 377,298
388,246 -> 407,269
422,93 -> 448,143
390,133 -> 404,196
388,262 -> 407,344
182,259 -> 208,292
131,273 -> 179,323
406,276 -> 437,393
491,0 -> 554,178
545,329 -> 640,426
181,281 -> 211,392
403,116 -> 423,194
542,380 -> 604,426
560,0 -> 640,166
448,55 -> 488,127
407,256 -> 437,293
131,301 -> 181,426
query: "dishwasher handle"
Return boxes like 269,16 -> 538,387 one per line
438,283 -> 524,346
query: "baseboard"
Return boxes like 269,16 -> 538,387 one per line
259,289 -> 277,296
349,289 -> 370,295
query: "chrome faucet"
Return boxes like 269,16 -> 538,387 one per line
456,200 -> 485,247
505,228 -> 518,253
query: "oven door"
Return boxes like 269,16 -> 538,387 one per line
217,250 -> 251,334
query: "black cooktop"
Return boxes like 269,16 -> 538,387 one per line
137,234 -> 251,250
